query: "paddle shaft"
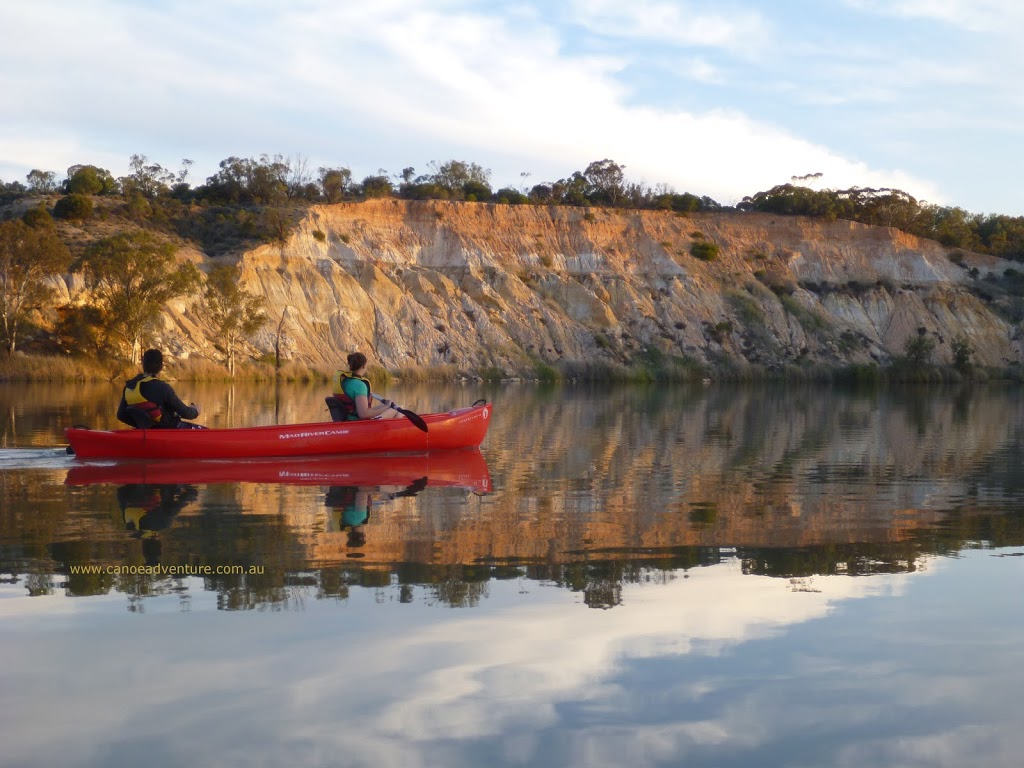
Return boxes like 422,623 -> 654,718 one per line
371,392 -> 428,433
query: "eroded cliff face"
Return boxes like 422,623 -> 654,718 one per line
127,200 -> 1023,372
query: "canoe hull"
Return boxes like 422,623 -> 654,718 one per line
64,448 -> 492,493
65,404 -> 491,460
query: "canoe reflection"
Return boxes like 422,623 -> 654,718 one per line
64,449 -> 492,493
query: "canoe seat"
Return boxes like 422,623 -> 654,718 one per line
325,397 -> 347,422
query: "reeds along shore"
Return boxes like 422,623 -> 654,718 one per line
0,352 -> 1020,385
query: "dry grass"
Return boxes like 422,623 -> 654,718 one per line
0,354 -> 123,381
0,353 -> 339,383
393,363 -> 461,382
170,357 -> 333,383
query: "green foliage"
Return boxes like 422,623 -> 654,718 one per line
494,188 -> 528,204
477,366 -> 505,381
0,219 -> 72,354
361,175 -> 394,198
427,160 -> 491,199
951,335 -> 974,373
755,269 -> 797,295
903,332 -> 936,368
259,206 -> 296,243
688,503 -> 718,525
77,231 -> 201,362
779,294 -> 830,334
53,193 -> 93,220
25,169 -> 58,194
64,164 -> 117,195
582,159 -> 626,206
121,154 -> 176,198
534,361 -> 560,381
710,320 -> 733,342
690,240 -> 719,261
318,166 -> 352,203
204,264 -> 267,375
834,363 -> 883,385
727,291 -> 764,325
739,183 -> 1024,263
198,155 -> 289,205
54,304 -> 112,357
21,204 -> 55,229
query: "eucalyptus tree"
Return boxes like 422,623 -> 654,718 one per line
64,165 -> 118,195
427,160 -> 491,199
0,219 -> 71,354
121,154 -> 176,198
203,263 -> 267,375
583,159 -> 626,206
318,166 -> 352,203
77,231 -> 200,363
25,169 -> 58,194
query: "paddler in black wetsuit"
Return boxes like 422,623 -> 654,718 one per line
116,348 -> 204,429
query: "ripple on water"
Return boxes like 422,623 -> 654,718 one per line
0,448 -> 76,471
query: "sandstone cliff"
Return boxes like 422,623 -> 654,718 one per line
82,200 -> 1024,373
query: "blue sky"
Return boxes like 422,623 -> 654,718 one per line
1,0 -> 1021,215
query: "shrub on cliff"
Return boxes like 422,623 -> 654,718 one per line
53,193 -> 93,221
690,240 -> 719,261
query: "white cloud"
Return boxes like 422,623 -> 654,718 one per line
0,0 -> 948,206
843,0 -> 1024,32
566,0 -> 772,54
0,562 -> 915,767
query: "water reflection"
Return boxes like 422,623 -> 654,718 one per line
2,384 -> 1024,613
6,384 -> 1024,765
326,477 -> 428,553
117,483 -> 199,565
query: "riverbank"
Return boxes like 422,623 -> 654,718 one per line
2,352 -> 1021,385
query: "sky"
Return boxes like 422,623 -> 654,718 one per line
1,0 -> 1022,215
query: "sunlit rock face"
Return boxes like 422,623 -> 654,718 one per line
133,200 -> 1023,372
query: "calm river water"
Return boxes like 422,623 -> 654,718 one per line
2,380 -> 1024,767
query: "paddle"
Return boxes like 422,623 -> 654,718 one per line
371,392 -> 428,433
389,476 -> 428,499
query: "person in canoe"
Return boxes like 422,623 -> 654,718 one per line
116,348 -> 204,429
327,351 -> 402,421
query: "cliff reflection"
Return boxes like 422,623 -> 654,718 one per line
4,386 -> 1024,609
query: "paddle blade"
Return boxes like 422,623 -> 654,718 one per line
393,476 -> 428,497
397,407 -> 428,433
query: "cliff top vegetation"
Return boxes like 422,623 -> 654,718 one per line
3,153 -> 1023,261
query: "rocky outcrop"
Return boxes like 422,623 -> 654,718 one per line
128,200 -> 1024,372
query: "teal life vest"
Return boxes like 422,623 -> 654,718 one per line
331,371 -> 374,421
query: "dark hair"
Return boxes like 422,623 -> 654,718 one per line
347,352 -> 367,372
142,348 -> 164,375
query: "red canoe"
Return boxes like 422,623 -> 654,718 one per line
64,448 -> 493,493
65,403 -> 492,460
